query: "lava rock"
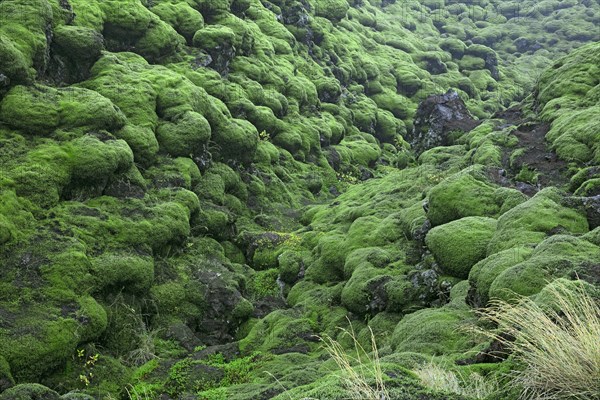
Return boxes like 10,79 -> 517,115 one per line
408,89 -> 478,155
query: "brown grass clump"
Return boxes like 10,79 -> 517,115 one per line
320,324 -> 390,400
482,279 -> 600,400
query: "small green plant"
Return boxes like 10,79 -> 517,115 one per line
259,130 -> 270,141
336,171 -> 359,185
204,351 -> 264,385
481,279 -> 600,400
426,172 -> 445,184
166,358 -> 193,395
248,269 -> 280,300
75,349 -> 99,388
125,385 -> 154,400
515,166 -> 538,184
320,323 -> 389,400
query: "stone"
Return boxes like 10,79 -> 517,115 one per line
408,89 -> 478,155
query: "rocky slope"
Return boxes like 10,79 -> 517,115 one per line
0,0 -> 598,398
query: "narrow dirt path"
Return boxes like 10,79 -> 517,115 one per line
495,107 -> 570,190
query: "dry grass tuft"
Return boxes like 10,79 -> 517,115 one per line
320,323 -> 390,400
415,362 -> 497,399
481,279 -> 600,400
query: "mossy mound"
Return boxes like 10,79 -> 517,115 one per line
536,42 -> 600,165
426,217 -> 498,279
0,384 -> 61,400
487,188 -> 589,254
391,305 -> 482,356
427,168 -> 504,226
488,235 -> 600,301
468,246 -> 533,307
0,0 -> 599,397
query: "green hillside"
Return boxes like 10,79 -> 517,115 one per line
0,0 -> 598,398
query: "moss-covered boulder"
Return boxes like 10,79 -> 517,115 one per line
427,169 -> 502,226
488,235 -> 600,301
426,217 -> 497,279
468,246 -> 533,307
0,384 -> 60,400
239,309 -> 317,354
155,111 -> 211,157
313,0 -> 349,22
150,2 -> 204,41
487,188 -> 589,254
391,306 -> 480,356
0,85 -> 126,135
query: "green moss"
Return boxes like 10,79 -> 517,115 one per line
468,247 -> 533,306
448,280 -> 470,306
0,85 -> 60,134
426,169 -> 500,226
247,268 -> 280,300
341,265 -> 389,316
194,0 -> 232,22
1,316 -> 79,382
391,306 -> 481,356
239,309 -> 315,354
151,2 -> 204,41
0,85 -> 126,135
426,217 -> 497,279
193,24 -> 236,51
270,361 -> 424,400
150,281 -> 204,324
212,119 -> 258,163
8,144 -> 71,209
67,135 -> 133,185
488,235 -> 600,301
0,188 -> 34,242
583,227 -> 600,247
195,172 -> 226,205
545,106 -> 600,164
459,52 -> 492,72
488,188 -> 589,254
313,0 -> 349,21
371,91 -> 414,120
333,135 -> 381,167
569,166 -> 600,193
278,250 -> 309,284
0,34 -> 34,86
52,25 -> 104,60
494,187 -> 528,214
534,278 -> 600,313
470,140 -> 502,167
418,145 -> 467,170
0,384 -> 60,400
210,162 -> 247,200
90,252 -> 154,293
0,355 -> 14,391
75,296 -> 109,343
537,42 -> 600,113
0,0 -> 597,397
42,352 -> 130,397
156,111 -> 211,157
0,0 -> 53,84
440,38 -> 467,58
100,296 -> 146,356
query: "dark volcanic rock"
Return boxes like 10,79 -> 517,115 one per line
408,89 -> 479,155
562,195 -> 600,229
166,322 -> 202,352
581,195 -> 600,229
